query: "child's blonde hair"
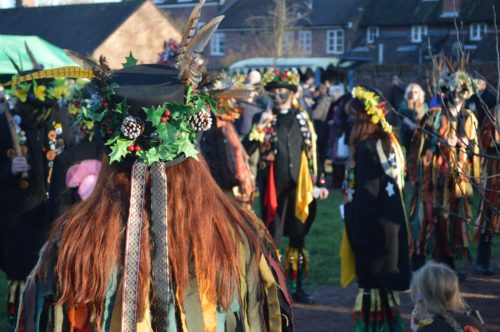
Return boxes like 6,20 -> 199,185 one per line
410,262 -> 469,332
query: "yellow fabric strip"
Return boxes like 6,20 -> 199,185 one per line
200,288 -> 217,332
340,225 -> 356,288
305,113 -> 318,178
258,255 -> 282,332
295,151 -> 314,223
238,242 -> 251,332
54,305 -> 64,332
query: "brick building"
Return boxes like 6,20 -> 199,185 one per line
157,0 -> 499,90
0,0 -> 180,68
346,0 -> 500,92
157,0 -> 364,69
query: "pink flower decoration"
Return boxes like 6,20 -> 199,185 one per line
66,159 -> 102,200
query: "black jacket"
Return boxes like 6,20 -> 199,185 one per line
0,109 -> 73,278
243,108 -> 306,194
344,137 -> 411,291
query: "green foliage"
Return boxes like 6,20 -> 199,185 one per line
107,136 -> 133,164
122,52 -> 138,68
81,81 -> 219,165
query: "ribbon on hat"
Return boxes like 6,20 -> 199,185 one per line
121,161 -> 173,332
121,161 -> 147,332
66,160 -> 102,200
150,162 -> 172,331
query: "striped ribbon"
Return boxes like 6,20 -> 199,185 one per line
121,161 -> 147,332
151,162 -> 171,331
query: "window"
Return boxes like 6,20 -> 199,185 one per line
298,30 -> 312,54
470,23 -> 487,41
326,29 -> 344,54
367,26 -> 379,44
411,25 -> 428,43
281,31 -> 295,54
210,32 -> 225,56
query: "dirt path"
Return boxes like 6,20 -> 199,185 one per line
294,260 -> 500,331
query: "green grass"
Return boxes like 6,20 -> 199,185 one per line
1,189 -> 498,330
280,191 -> 344,288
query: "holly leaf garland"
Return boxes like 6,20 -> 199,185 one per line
107,136 -> 133,164
144,105 -> 164,127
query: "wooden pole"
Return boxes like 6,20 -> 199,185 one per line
3,100 -> 29,189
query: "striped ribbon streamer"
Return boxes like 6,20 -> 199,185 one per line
121,161 -> 147,332
151,162 -> 171,331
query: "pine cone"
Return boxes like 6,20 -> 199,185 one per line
121,116 -> 144,139
188,110 -> 212,131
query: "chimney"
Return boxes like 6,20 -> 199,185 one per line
442,0 -> 463,15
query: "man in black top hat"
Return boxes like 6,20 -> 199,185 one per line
244,68 -> 328,304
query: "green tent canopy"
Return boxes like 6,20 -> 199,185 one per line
0,34 -> 76,75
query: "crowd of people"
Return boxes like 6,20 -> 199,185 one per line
0,5 -> 498,332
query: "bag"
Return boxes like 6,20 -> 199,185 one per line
336,133 -> 350,160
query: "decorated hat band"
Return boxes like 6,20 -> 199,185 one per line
262,68 -> 300,92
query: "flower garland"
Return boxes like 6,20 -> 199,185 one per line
7,78 -> 70,104
438,70 -> 475,95
351,86 -> 393,133
262,68 -> 300,87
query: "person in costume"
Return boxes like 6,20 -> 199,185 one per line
341,86 -> 410,332
410,262 -> 486,332
44,79 -> 103,231
430,69 -> 480,276
201,84 -> 256,209
0,57 -> 74,328
16,3 -> 293,331
244,68 -> 329,304
474,104 -> 500,275
408,96 -> 444,271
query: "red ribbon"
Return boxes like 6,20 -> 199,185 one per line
265,162 -> 278,226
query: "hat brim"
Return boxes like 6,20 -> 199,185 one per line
264,81 -> 298,93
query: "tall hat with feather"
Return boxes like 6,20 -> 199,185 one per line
11,1 -> 226,330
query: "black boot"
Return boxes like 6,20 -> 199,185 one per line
292,251 -> 315,304
476,232 -> 494,275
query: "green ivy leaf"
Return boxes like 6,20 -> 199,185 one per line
122,52 -> 138,68
107,136 -> 132,164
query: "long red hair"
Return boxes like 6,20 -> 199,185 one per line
347,98 -> 391,148
39,156 -> 262,325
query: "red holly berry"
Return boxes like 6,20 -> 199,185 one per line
161,117 -> 168,123
100,100 -> 109,109
164,110 -> 171,117
135,145 -> 141,152
128,145 -> 135,152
